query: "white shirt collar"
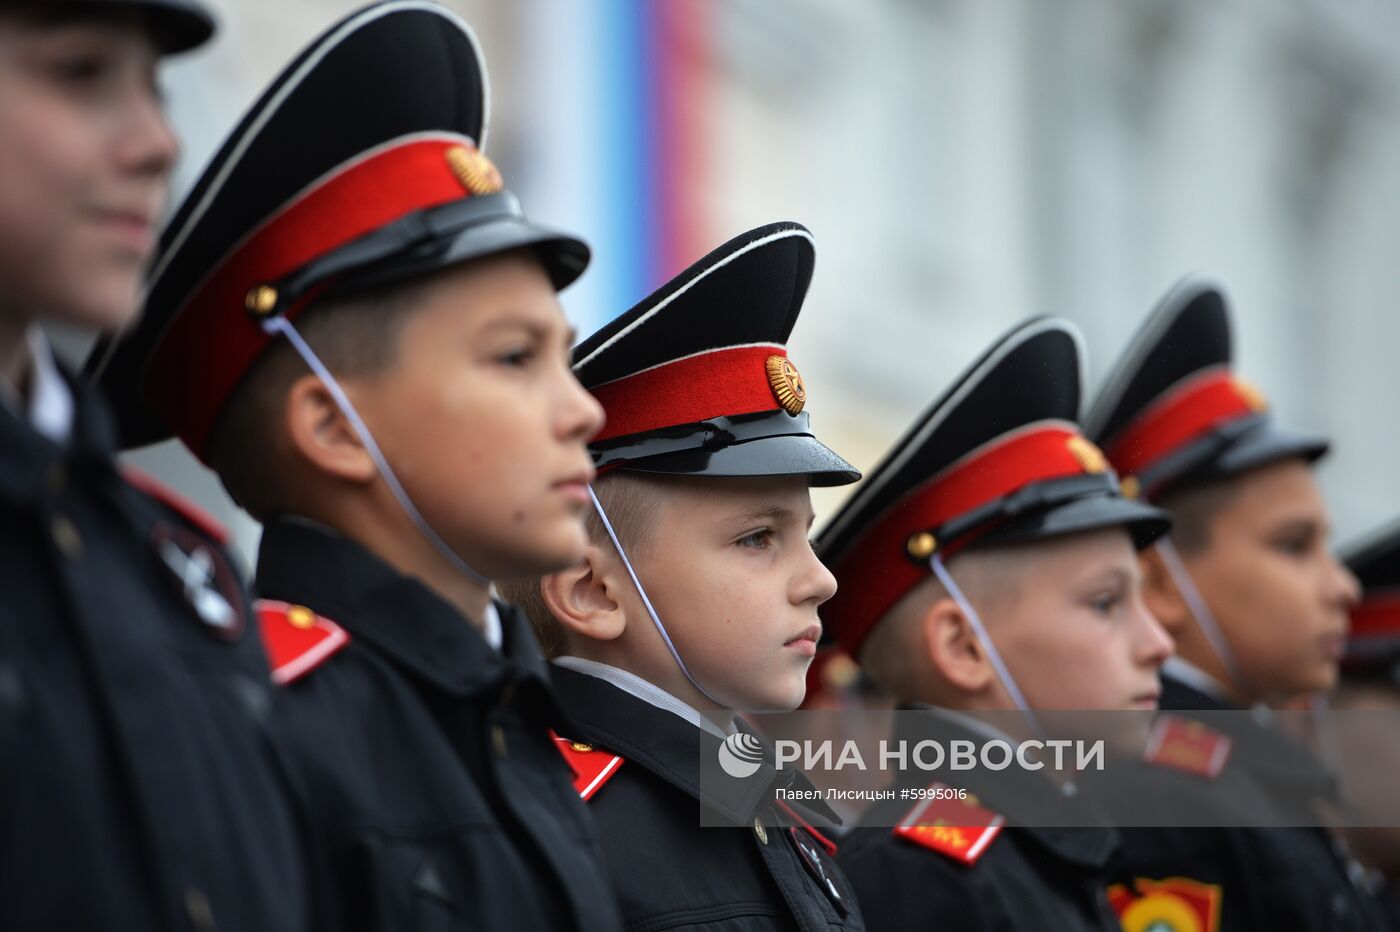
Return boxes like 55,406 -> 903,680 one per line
481,600 -> 502,651
0,328 -> 73,444
552,656 -> 735,739
1163,656 -> 1232,702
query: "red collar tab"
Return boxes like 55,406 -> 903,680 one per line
1142,714 -> 1231,779
1103,369 -> 1267,488
892,783 -> 1004,865
255,599 -> 350,686
590,344 -> 801,444
550,731 -> 624,801
143,136 -> 487,461
825,422 -> 1108,656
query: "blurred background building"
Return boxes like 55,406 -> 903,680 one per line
73,0 -> 1400,567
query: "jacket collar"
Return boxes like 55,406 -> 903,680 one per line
255,517 -> 554,697
0,361 -> 118,506
549,664 -> 838,826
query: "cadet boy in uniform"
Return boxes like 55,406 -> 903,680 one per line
88,3 -> 622,928
0,2 -> 309,929
815,318 -> 1173,931
1331,520 -> 1400,929
1084,278 -> 1386,931
501,222 -> 868,931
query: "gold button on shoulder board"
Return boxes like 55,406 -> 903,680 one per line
569,741 -> 594,753
287,605 -> 316,629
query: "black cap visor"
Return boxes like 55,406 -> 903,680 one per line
594,411 -> 860,487
268,192 -> 588,315
50,0 -> 215,53
980,489 -> 1172,551
933,473 -> 1171,553
1136,415 -> 1328,500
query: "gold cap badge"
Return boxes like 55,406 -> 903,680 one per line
446,144 -> 503,196
1233,377 -> 1268,413
766,354 -> 807,415
1120,475 -> 1141,500
1066,436 -> 1109,474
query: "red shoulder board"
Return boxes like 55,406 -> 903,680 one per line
255,599 -> 349,685
892,782 -> 1004,865
121,465 -> 230,546
1143,714 -> 1232,779
1107,876 -> 1222,932
550,730 -> 623,800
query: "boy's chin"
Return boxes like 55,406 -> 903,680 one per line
479,532 -> 587,582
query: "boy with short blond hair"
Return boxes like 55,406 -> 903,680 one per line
815,317 -> 1172,931
503,222 -> 868,930
88,3 -> 621,928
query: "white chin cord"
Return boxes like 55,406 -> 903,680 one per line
588,485 -> 726,707
929,553 -> 1048,744
1153,537 -> 1249,696
260,315 -> 490,587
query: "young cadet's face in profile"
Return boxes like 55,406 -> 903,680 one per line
622,475 -> 838,712
352,252 -> 604,580
1180,459 -> 1359,700
989,528 -> 1172,711
0,16 -> 176,328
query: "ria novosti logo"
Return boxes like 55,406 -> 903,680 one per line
718,733 -> 766,778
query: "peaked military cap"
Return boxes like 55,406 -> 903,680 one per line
816,317 -> 1169,657
88,0 -> 587,458
573,222 -> 859,486
1084,278 -> 1327,502
45,0 -> 214,53
1339,520 -> 1400,683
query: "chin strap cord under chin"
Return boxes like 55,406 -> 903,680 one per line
1154,537 -> 1248,696
588,485 -> 725,707
260,314 -> 490,587
929,553 -> 1048,745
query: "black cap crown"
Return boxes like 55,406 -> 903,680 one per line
1085,278 -> 1327,501
817,317 -> 1169,655
574,222 -> 858,487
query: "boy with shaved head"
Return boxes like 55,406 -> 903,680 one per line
815,318 -> 1173,931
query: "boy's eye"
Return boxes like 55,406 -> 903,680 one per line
1088,593 -> 1122,615
736,528 -> 773,551
1272,536 -> 1311,557
47,53 -> 111,84
495,346 -> 536,368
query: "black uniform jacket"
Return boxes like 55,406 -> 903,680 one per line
255,518 -> 623,932
836,707 -> 1124,932
549,664 -> 865,931
0,374 -> 307,931
1107,672 -> 1387,931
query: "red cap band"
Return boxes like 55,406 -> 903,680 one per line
1103,369 -> 1264,482
825,423 -> 1102,655
591,344 -> 788,443
143,135 -> 478,459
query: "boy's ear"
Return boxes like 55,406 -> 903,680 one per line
921,596 -> 995,695
540,544 -> 628,643
1139,547 -> 1191,638
284,373 -> 377,484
